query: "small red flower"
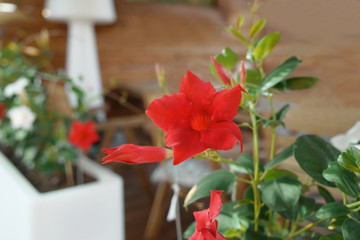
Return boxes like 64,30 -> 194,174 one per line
211,56 -> 231,86
146,70 -> 245,165
68,120 -> 100,151
0,103 -> 6,119
102,144 -> 170,164
190,190 -> 227,240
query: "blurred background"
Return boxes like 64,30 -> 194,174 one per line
1,0 -> 359,239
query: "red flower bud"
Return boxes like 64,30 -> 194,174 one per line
102,144 -> 171,164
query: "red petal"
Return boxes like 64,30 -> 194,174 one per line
193,209 -> 210,229
102,144 -> 168,164
208,85 -> 244,122
189,230 -> 203,240
200,121 -> 243,151
211,56 -> 231,86
209,190 -> 223,220
68,120 -> 99,151
146,93 -> 192,132
165,125 -> 207,165
179,70 -> 216,111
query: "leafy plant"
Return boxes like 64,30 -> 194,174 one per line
0,31 -> 97,180
101,1 -> 359,239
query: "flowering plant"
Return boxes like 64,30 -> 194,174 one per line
102,2 -> 360,239
0,32 -> 99,187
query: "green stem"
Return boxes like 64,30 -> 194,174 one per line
287,219 -> 326,239
250,103 -> 261,231
347,201 -> 360,209
268,96 -> 277,160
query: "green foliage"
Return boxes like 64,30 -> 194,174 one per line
252,32 -> 280,62
0,37 -> 91,175
184,170 -> 236,207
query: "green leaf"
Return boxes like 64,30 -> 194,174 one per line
259,56 -> 301,92
244,228 -> 280,240
236,16 -> 245,29
299,197 -> 316,221
263,168 -> 297,181
217,213 -> 248,234
342,218 -> 360,240
275,104 -> 290,121
183,221 -> 196,239
246,69 -> 262,88
320,234 -> 344,240
323,162 -> 360,197
317,185 -> 335,203
215,48 -> 239,70
250,18 -> 267,40
293,135 -> 340,187
316,202 -> 351,219
229,154 -> 264,174
226,26 -> 247,46
284,77 -> 318,90
252,32 -> 280,62
265,144 -> 293,170
258,177 -> 302,212
184,170 -> 236,207
338,146 -> 360,174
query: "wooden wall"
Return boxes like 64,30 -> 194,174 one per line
2,0 -> 360,137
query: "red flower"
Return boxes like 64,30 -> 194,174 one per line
68,120 -> 100,151
211,56 -> 231,86
146,70 -> 245,165
190,190 -> 227,240
0,103 -> 6,119
102,144 -> 170,164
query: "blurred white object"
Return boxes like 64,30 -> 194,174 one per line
7,105 -> 36,130
44,0 -> 116,109
0,153 -> 125,240
4,77 -> 29,97
330,121 -> 360,151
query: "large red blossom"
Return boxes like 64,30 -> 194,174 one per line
102,144 -> 170,164
190,190 -> 227,240
146,70 -> 245,165
68,120 -> 100,152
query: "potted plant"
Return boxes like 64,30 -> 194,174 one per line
101,1 -> 360,239
0,32 -> 125,240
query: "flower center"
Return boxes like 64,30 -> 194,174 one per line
190,112 -> 211,131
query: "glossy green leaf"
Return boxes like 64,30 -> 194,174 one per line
236,16 -> 245,29
320,234 -> 344,240
250,18 -> 267,40
253,32 -> 280,62
317,185 -> 335,203
263,168 -> 297,181
246,69 -> 262,88
284,77 -> 318,90
338,146 -> 360,174
323,162 -> 360,197
229,154 -> 264,174
226,26 -> 247,46
293,135 -> 340,187
258,177 -> 302,212
265,144 -> 293,170
275,104 -> 290,121
316,202 -> 350,219
259,56 -> 301,92
217,213 -> 247,234
183,221 -> 196,239
342,218 -> 360,240
214,48 -> 239,70
184,170 -> 236,207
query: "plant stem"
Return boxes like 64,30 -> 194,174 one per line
250,102 -> 261,231
347,201 -> 360,209
65,160 -> 74,186
268,96 -> 277,160
287,219 -> 326,239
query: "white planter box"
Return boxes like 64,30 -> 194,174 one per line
0,152 -> 125,240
